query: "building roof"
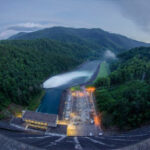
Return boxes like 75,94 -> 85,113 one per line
22,111 -> 57,127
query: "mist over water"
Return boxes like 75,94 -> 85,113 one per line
38,61 -> 100,114
43,71 -> 92,88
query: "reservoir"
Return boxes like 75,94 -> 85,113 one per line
37,61 -> 100,114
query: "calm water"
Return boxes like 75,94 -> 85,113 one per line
37,61 -> 100,114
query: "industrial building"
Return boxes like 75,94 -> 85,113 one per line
22,111 -> 58,130
11,86 -> 100,136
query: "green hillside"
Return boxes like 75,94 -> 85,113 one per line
95,47 -> 150,129
9,27 -> 150,54
0,39 -> 101,113
1,27 -> 150,121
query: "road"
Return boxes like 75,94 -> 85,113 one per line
0,124 -> 150,150
60,86 -> 101,136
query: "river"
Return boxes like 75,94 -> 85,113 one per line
37,60 -> 100,114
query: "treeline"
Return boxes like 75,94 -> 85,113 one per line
10,27 -> 150,53
95,47 -> 150,129
0,39 -> 98,111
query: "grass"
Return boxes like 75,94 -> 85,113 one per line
70,86 -> 81,91
98,61 -> 110,78
27,90 -> 45,111
94,61 -> 110,83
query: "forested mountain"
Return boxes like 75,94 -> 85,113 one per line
2,27 -> 150,121
9,27 -> 150,54
95,47 -> 150,129
0,39 -> 101,112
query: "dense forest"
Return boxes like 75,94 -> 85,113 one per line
0,39 -> 101,113
9,27 -> 150,54
95,47 -> 150,129
1,31 -> 150,126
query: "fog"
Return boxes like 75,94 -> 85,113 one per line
43,71 -> 92,88
104,50 -> 116,59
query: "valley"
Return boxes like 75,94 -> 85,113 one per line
0,27 -> 150,149
1,0 -> 150,149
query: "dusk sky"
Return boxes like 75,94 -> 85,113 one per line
0,0 -> 150,42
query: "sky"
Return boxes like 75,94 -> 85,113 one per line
0,0 -> 150,42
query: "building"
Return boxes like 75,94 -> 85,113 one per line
22,111 -> 58,130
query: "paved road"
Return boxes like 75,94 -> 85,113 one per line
0,124 -> 150,150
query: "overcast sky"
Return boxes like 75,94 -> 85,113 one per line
0,0 -> 150,42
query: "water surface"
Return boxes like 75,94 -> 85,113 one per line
37,61 -> 100,114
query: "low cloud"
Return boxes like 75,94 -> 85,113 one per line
8,23 -> 43,31
104,50 -> 116,59
0,30 -> 19,40
7,22 -> 54,31
15,23 -> 45,28
0,22 -> 56,40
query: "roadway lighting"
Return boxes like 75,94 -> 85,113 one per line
94,115 -> 100,126
86,87 -> 96,93
67,124 -> 77,136
99,132 -> 103,136
15,112 -> 22,118
89,132 -> 93,136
